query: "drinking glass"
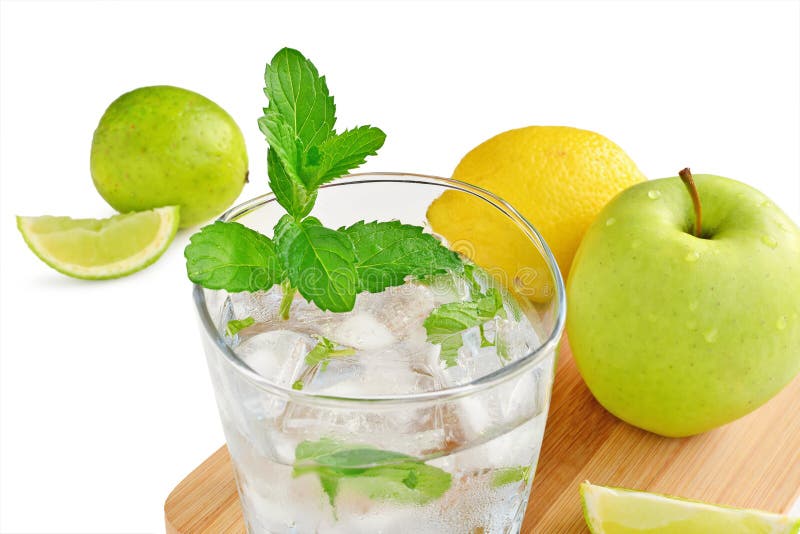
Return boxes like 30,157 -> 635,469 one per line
194,173 -> 566,533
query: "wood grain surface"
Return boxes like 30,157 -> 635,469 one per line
165,338 -> 800,533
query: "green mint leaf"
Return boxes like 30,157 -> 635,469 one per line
267,148 -> 316,219
311,447 -> 411,468
274,215 -> 357,312
424,288 -> 506,367
185,221 -> 284,292
225,317 -> 255,337
437,336 -> 463,367
491,465 -> 531,488
292,439 -> 451,508
403,469 -> 418,489
318,474 -> 340,509
479,324 -> 494,348
341,220 -> 463,293
261,48 -> 334,218
496,331 -> 511,362
310,126 -> 387,189
346,461 -> 451,504
263,48 -> 335,150
294,437 -> 347,462
261,49 -> 386,218
463,263 -> 484,294
305,336 -> 356,369
258,111 -> 302,181
291,380 -> 304,391
466,263 -> 523,321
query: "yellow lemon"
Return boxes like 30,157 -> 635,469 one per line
427,126 -> 645,301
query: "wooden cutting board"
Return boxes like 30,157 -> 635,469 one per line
165,338 -> 800,533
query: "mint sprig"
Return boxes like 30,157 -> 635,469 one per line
185,48 -> 464,315
292,438 -> 452,509
259,47 -> 385,218
424,288 -> 506,367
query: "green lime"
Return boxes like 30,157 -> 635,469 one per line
17,206 -> 179,279
581,482 -> 800,534
90,85 -> 248,228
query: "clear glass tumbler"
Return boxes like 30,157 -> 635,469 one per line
194,173 -> 566,533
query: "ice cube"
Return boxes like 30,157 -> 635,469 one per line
494,313 -> 540,363
305,342 -> 441,396
236,330 -> 313,386
353,282 -> 436,340
227,288 -> 285,323
319,313 -> 396,350
425,271 -> 472,306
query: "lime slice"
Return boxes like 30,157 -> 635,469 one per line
17,206 -> 179,279
581,482 -> 800,534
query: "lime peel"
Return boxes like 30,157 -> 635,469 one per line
17,206 -> 179,280
581,482 -> 800,534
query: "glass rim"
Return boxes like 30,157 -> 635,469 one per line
193,172 -> 566,406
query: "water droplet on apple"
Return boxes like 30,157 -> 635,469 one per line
776,316 -> 787,330
685,251 -> 700,262
647,190 -> 661,200
704,328 -> 719,343
760,200 -> 772,208
688,301 -> 699,312
606,217 -> 616,226
760,235 -> 778,248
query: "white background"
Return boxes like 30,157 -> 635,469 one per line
1,1 -> 799,532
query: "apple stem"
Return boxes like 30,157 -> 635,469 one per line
679,167 -> 703,238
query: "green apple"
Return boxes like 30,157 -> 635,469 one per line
567,170 -> 800,437
90,86 -> 248,228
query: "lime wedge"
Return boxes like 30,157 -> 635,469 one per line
17,206 -> 179,279
581,482 -> 800,534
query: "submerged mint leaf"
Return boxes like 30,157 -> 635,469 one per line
291,380 -> 304,391
342,220 -> 463,293
479,324 -> 493,348
274,215 -> 358,312
292,438 -> 451,508
185,221 -> 284,292
225,316 -> 255,337
318,474 -> 341,509
295,437 -> 347,462
424,288 -> 506,367
491,465 -> 531,488
305,336 -> 356,369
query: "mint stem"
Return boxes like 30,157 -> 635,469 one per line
329,348 -> 356,357
279,280 -> 296,320
679,167 -> 703,238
